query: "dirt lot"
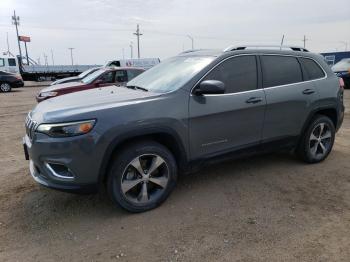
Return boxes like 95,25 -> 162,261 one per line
0,86 -> 350,262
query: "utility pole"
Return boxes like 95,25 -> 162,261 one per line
24,42 -> 29,65
187,35 -> 194,50
129,41 -> 133,59
68,47 -> 74,65
12,10 -> 22,61
51,49 -> 55,65
133,24 -> 142,59
43,53 -> 48,66
302,35 -> 308,48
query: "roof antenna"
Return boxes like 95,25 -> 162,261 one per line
280,35 -> 285,50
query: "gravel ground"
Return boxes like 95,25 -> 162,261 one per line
0,86 -> 350,262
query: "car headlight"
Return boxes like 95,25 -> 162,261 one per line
39,91 -> 58,97
36,120 -> 96,137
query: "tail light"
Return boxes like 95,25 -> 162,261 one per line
15,74 -> 23,80
339,77 -> 345,91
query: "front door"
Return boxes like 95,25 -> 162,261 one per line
189,55 -> 266,159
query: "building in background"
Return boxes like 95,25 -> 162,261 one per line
321,51 -> 350,66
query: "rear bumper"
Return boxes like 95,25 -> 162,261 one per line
12,80 -> 24,88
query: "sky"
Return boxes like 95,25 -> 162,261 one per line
0,0 -> 349,65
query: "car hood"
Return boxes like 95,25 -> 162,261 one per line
31,85 -> 162,123
40,81 -> 87,93
51,76 -> 80,85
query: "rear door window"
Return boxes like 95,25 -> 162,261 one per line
261,55 -> 303,88
8,58 -> 16,66
300,58 -> 325,80
203,55 -> 258,94
0,58 -> 4,67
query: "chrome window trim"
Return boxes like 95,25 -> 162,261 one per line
190,53 -> 327,97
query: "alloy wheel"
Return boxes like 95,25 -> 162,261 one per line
120,154 -> 169,204
309,122 -> 332,159
0,83 -> 11,92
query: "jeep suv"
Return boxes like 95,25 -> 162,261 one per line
23,46 -> 345,212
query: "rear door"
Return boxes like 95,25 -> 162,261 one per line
189,55 -> 266,159
114,70 -> 128,86
260,55 -> 319,143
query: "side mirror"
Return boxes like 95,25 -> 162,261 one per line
94,79 -> 103,86
193,80 -> 225,95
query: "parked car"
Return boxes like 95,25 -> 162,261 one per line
24,46 -> 344,212
0,70 -> 24,92
36,67 -> 144,102
332,58 -> 350,88
50,67 -> 101,85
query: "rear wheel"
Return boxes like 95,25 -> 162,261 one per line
297,115 -> 335,163
107,141 -> 177,212
0,82 -> 12,92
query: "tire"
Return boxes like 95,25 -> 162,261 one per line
107,141 -> 178,212
0,82 -> 12,93
297,115 -> 335,163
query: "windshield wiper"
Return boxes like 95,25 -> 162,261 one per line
126,85 -> 148,92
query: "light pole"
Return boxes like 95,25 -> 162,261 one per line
51,49 -> 55,66
129,41 -> 133,59
340,41 -> 348,51
68,48 -> 74,65
187,35 -> 194,50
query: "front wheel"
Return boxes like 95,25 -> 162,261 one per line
297,115 -> 335,163
0,82 -> 12,92
107,141 -> 178,212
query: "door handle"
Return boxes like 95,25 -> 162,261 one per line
246,97 -> 262,104
302,89 -> 315,95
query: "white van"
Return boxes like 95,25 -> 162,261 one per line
105,58 -> 160,70
0,56 -> 20,74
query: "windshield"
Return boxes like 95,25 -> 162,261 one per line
79,67 -> 98,78
127,56 -> 215,93
81,69 -> 106,84
332,58 -> 350,72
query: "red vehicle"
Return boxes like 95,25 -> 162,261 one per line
36,67 -> 144,102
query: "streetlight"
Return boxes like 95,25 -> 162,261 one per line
187,35 -> 194,50
68,48 -> 74,65
129,41 -> 133,59
340,41 -> 348,51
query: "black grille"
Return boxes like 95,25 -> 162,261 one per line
25,114 -> 37,140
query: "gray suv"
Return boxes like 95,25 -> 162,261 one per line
23,46 -> 345,212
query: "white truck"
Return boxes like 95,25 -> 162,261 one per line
0,55 -> 99,81
105,58 -> 160,70
0,55 -> 160,81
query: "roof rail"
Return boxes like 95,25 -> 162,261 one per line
223,45 -> 309,52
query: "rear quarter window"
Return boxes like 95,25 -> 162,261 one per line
8,58 -> 16,66
261,55 -> 303,88
300,58 -> 325,80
